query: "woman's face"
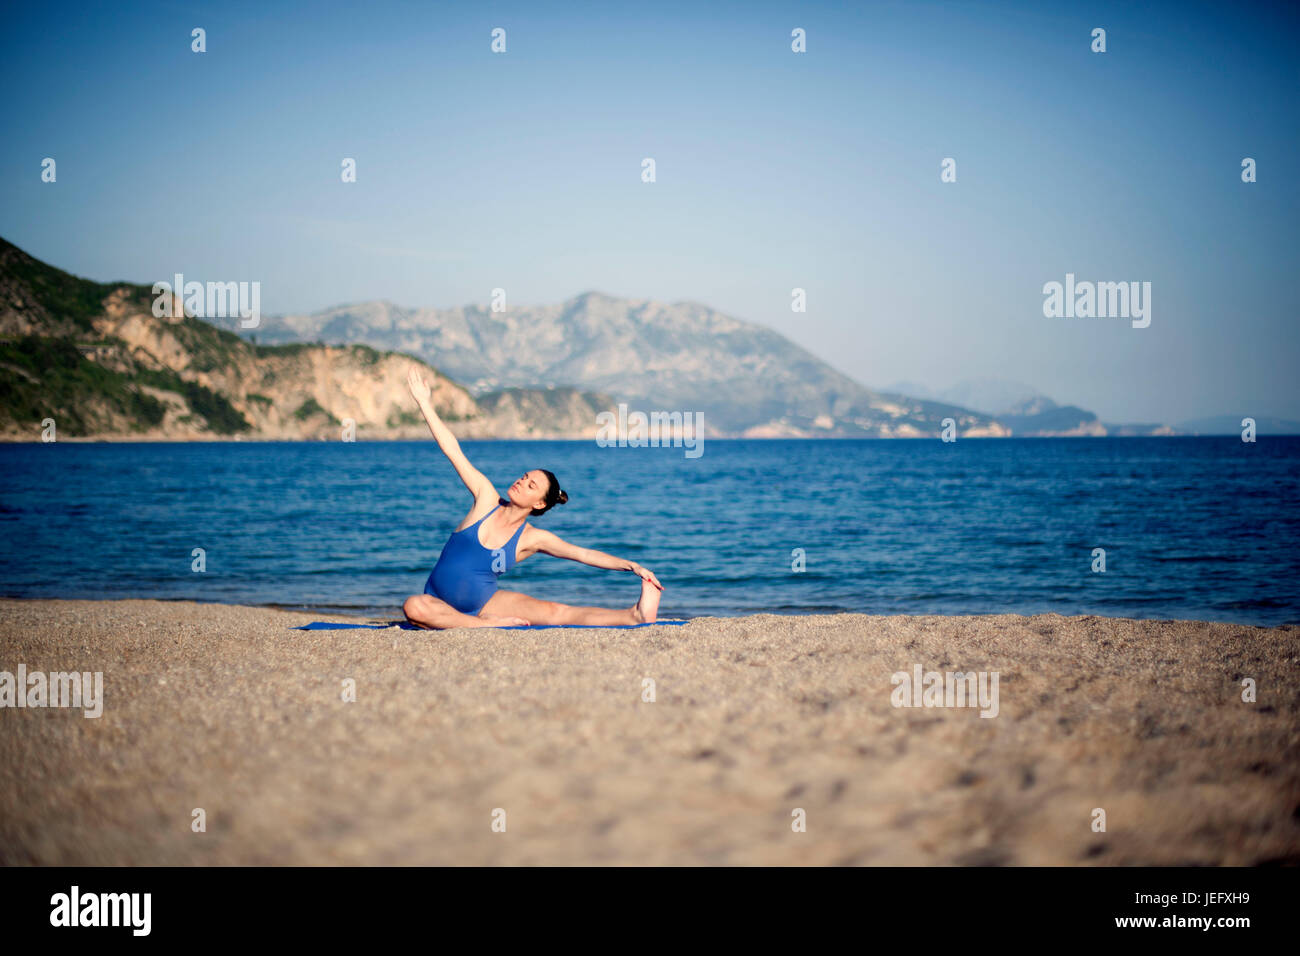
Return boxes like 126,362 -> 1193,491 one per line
508,469 -> 549,512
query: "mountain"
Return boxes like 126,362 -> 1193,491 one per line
994,397 -> 1106,437
886,378 -> 1044,417
884,378 -> 1180,437
0,239 -> 612,440
213,294 -> 1009,438
474,386 -> 619,438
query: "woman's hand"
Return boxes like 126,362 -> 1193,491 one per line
626,561 -> 664,591
406,366 -> 432,404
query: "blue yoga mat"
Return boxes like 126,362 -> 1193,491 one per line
294,620 -> 687,631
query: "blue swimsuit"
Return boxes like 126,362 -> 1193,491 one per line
424,504 -> 527,615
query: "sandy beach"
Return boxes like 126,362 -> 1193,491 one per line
1,598 -> 1297,866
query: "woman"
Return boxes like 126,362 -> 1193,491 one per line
402,367 -> 664,629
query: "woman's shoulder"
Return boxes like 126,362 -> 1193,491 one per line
517,522 -> 551,549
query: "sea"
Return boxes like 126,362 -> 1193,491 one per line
1,437 -> 1297,625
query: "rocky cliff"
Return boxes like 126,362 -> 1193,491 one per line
0,239 -> 610,441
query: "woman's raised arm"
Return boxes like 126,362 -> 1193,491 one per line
406,366 -> 495,499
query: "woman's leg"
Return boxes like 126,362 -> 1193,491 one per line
481,578 -> 661,626
403,593 -> 528,630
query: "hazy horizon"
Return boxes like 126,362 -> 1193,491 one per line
3,0 -> 1297,424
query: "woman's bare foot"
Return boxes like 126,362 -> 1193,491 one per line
631,578 -> 662,623
474,615 -> 530,628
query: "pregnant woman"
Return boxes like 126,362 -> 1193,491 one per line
402,367 -> 664,629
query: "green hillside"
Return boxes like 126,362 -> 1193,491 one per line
0,238 -> 397,437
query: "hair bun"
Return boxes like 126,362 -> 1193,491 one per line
557,490 -> 568,505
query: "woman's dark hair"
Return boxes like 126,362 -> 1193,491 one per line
532,469 -> 568,516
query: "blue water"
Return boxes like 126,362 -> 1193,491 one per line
0,438 -> 1297,625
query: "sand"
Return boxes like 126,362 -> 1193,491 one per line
1,598 -> 1297,866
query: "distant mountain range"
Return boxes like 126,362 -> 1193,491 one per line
224,298 -> 1264,437
3,237 -> 1293,440
212,294 -> 1008,438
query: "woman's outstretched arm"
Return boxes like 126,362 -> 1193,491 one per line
528,528 -> 664,590
406,366 -> 495,499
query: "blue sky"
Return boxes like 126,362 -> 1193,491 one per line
2,0 -> 1297,423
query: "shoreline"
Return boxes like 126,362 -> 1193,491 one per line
2,598 -> 1297,865
0,594 -> 1293,631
